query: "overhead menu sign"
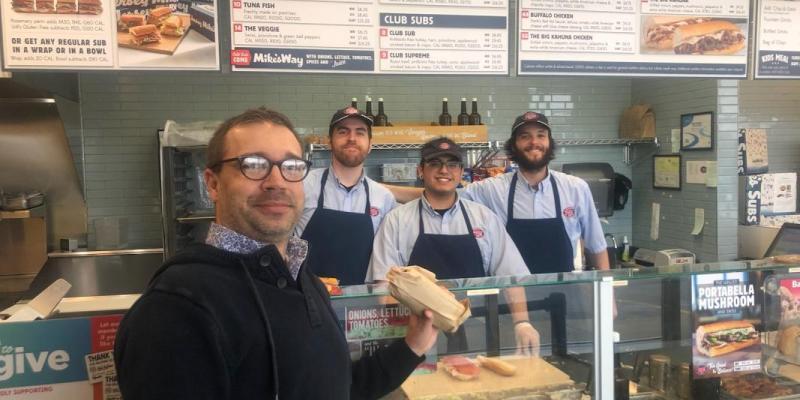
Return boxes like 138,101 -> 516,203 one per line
756,0 -> 800,78
518,0 -> 749,77
1,0 -> 219,70
229,0 -> 508,74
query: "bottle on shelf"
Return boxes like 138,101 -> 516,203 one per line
621,235 -> 631,262
438,97 -> 452,126
375,98 -> 389,126
457,98 -> 470,126
365,97 -> 374,120
469,97 -> 481,125
350,97 -> 358,109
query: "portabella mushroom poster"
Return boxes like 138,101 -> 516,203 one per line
691,272 -> 763,378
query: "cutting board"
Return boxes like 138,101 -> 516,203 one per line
401,356 -> 573,399
117,14 -> 190,55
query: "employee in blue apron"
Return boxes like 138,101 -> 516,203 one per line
295,107 -> 398,285
462,112 -> 609,273
367,137 -> 539,355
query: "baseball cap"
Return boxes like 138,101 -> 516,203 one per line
329,106 -> 373,136
511,111 -> 551,136
420,137 -> 463,162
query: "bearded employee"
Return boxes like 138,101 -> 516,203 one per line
367,137 -> 540,355
114,107 -> 438,400
462,112 -> 609,273
295,106 -> 397,285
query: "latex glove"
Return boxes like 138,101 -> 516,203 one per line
514,321 -> 540,357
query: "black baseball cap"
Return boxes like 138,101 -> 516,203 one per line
511,111 -> 551,136
420,137 -> 463,162
329,106 -> 373,137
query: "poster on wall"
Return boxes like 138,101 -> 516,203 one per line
517,0 -> 749,77
228,0 -> 509,74
756,0 -> 800,78
1,0 -> 219,70
691,272 -> 762,378
0,315 -> 122,399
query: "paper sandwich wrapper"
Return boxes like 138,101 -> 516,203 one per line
387,266 -> 471,333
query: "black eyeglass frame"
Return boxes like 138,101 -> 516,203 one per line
210,155 -> 312,182
422,159 -> 464,170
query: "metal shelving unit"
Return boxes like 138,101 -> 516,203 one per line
307,141 -> 494,154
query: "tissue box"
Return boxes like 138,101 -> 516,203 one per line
740,173 -> 797,225
737,128 -> 769,175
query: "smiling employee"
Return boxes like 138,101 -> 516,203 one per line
367,137 -> 540,355
295,107 -> 397,285
462,112 -> 609,273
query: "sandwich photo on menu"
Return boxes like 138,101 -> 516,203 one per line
35,0 -> 55,13
12,0 -> 35,12
160,15 -> 184,37
118,14 -> 145,32
56,0 -> 77,14
129,24 -> 162,46
643,16 -> 711,50
147,6 -> 172,26
672,20 -> 746,55
77,0 -> 101,15
695,320 -> 759,357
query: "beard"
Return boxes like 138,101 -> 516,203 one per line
512,143 -> 554,172
332,144 -> 368,168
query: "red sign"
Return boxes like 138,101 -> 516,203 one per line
230,49 -> 252,66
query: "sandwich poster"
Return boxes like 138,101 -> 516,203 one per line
1,0 -> 219,69
756,0 -> 800,78
691,272 -> 762,378
518,0 -> 749,77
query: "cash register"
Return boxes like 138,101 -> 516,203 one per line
633,248 -> 696,267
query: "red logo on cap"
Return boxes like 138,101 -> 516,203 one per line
562,207 -> 575,218
370,207 -> 380,217
472,228 -> 484,239
439,142 -> 450,150
523,112 -> 539,121
344,107 -> 358,115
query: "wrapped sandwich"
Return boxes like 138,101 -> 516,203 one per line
386,266 -> 470,333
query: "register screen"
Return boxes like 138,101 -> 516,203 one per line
765,223 -> 800,257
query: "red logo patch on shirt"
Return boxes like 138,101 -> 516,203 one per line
472,228 -> 484,239
562,207 -> 575,218
370,207 -> 380,217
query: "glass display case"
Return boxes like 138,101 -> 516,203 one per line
609,259 -> 800,400
2,260 -> 800,399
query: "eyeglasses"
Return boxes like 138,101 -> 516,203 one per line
424,159 -> 463,170
211,155 -> 312,182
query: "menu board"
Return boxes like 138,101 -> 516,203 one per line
229,0 -> 508,74
1,0 -> 219,70
756,0 -> 800,78
518,0 -> 749,77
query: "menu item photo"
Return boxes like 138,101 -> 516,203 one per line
128,24 -> 161,45
644,16 -> 711,50
673,20 -> 746,55
695,320 -> 760,357
12,0 -> 101,14
117,13 -> 145,32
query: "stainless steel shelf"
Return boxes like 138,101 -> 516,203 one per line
555,138 -> 657,146
308,142 -> 494,153
176,214 -> 215,223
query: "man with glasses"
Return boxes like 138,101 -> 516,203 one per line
366,137 -> 540,355
115,107 -> 438,400
295,107 -> 397,285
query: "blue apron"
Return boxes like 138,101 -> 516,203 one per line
408,199 -> 485,280
506,173 -> 574,274
301,168 -> 374,285
408,199 -> 484,352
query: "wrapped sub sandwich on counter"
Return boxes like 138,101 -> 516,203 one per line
386,266 -> 471,333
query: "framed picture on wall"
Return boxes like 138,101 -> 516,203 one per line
653,154 -> 682,190
680,111 -> 714,150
